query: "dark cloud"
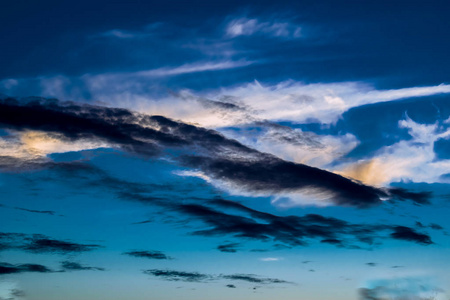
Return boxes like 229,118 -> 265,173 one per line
60,261 -> 104,271
390,226 -> 433,245
182,156 -> 388,208
221,274 -> 292,284
415,221 -> 443,231
14,207 -> 57,215
388,188 -> 432,206
320,239 -> 342,246
366,262 -> 377,267
217,243 -> 240,253
123,250 -> 172,260
0,97 -> 429,208
143,269 -> 211,282
0,262 -> 53,275
226,284 -> 236,288
23,238 -> 101,253
143,269 -> 291,285
0,232 -> 102,254
429,223 -> 443,230
171,202 -> 434,248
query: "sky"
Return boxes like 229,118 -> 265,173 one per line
1,1 -> 450,299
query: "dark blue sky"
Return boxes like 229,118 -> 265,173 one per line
1,0 -> 449,88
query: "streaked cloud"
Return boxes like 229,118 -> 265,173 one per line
0,97 -> 430,207
123,250 -> 172,260
225,17 -> 302,39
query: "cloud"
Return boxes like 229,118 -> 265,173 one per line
13,207 -> 57,215
60,261 -> 104,271
0,204 -> 58,216
390,226 -> 433,245
0,262 -> 53,275
123,250 -> 172,260
0,98 -> 430,208
259,257 -> 282,262
359,276 -> 445,300
2,77 -> 450,188
0,232 -> 102,254
217,243 -> 240,253
171,201 -> 434,248
225,17 -> 302,39
0,281 -> 25,300
226,284 -> 236,288
221,273 -> 292,284
143,269 -> 292,285
143,269 -> 211,282
337,114 -> 450,185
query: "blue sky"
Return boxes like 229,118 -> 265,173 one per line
1,1 -> 450,299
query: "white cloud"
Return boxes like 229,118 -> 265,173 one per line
260,257 -> 283,262
336,115 -> 450,185
360,276 -> 445,300
225,17 -> 302,39
132,60 -> 253,77
0,130 -> 109,166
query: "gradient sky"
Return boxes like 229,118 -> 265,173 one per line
1,1 -> 450,299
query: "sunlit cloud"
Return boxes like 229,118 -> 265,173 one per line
336,115 -> 450,185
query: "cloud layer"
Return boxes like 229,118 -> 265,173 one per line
0,97 -> 426,208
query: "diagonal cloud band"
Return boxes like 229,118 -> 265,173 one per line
0,97 -> 430,208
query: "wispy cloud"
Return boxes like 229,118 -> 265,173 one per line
0,232 -> 102,254
336,114 -> 450,185
60,261 -> 104,272
359,276 -> 444,300
259,257 -> 282,262
225,17 -> 302,39
143,269 -> 292,285
0,262 -> 53,275
143,269 -> 211,282
130,60 -> 253,77
123,250 -> 172,260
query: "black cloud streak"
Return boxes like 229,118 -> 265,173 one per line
171,201 -> 434,247
221,274 -> 292,284
24,238 -> 101,253
61,261 -> 104,271
14,207 -> 57,215
123,250 -> 172,260
217,243 -> 240,253
0,97 -> 430,208
0,262 -> 53,275
143,269 -> 291,285
143,269 -> 211,282
0,232 -> 102,254
0,204 -> 57,216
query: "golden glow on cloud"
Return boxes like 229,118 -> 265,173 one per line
337,159 -> 388,186
20,131 -> 108,156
